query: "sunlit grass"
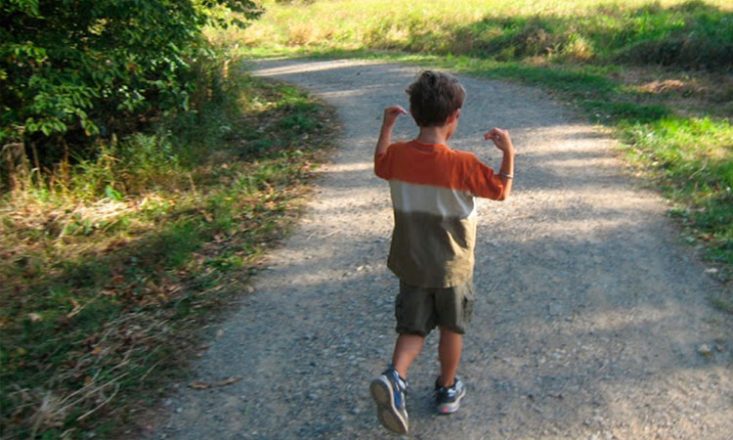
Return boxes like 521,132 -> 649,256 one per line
622,117 -> 733,261
241,0 -> 733,69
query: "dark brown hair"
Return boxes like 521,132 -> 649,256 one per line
406,70 -> 465,127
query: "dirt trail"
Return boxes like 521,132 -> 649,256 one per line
152,59 -> 732,439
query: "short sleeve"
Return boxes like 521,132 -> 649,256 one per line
462,154 -> 505,200
374,148 -> 392,180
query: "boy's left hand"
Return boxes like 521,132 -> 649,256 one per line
483,128 -> 515,154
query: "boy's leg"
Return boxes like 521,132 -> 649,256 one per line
392,280 -> 434,377
370,281 -> 433,434
437,327 -> 462,387
433,280 -> 472,414
369,333 -> 424,434
435,326 -> 466,414
392,333 -> 425,379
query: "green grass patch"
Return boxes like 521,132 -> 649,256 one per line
622,117 -> 733,261
239,0 -> 733,70
0,58 -> 336,438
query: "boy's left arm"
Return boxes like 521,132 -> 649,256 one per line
484,128 -> 515,200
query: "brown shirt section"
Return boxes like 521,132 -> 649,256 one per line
375,140 -> 504,288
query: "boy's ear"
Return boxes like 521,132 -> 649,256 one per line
448,108 -> 461,122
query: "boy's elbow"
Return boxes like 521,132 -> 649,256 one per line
487,175 -> 511,201
484,187 -> 508,201
496,186 -> 511,201
374,154 -> 389,179
374,166 -> 386,179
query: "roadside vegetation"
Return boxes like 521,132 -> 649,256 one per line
236,0 -> 733,306
1,63 -> 335,439
1,2 -> 335,438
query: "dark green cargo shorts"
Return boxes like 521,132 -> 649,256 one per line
395,278 -> 474,336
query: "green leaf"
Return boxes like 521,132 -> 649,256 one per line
104,185 -> 124,201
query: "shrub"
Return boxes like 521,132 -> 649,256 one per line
0,0 -> 261,190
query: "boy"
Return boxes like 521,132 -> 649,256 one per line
369,70 -> 515,434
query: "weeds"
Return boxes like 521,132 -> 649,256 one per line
622,117 -> 733,263
243,0 -> 733,69
0,60 -> 336,437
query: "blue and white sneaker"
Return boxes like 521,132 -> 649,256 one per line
369,367 -> 409,434
435,376 -> 466,414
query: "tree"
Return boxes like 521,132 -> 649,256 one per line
0,0 -> 260,168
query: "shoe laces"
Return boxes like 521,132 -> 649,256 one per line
385,368 -> 408,392
435,378 -> 460,398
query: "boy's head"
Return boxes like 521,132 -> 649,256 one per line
406,71 -> 465,127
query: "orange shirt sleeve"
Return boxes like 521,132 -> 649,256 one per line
462,153 -> 505,200
374,148 -> 392,180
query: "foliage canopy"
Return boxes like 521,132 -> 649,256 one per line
0,0 -> 261,168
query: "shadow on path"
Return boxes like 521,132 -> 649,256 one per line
151,59 -> 732,440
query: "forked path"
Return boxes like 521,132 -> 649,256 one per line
153,59 -> 732,439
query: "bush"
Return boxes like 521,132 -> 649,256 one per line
0,0 -> 261,189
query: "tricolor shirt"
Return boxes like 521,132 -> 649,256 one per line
375,140 -> 506,288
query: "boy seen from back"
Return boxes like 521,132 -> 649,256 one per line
370,70 -> 515,434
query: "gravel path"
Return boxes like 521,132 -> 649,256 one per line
152,59 -> 732,439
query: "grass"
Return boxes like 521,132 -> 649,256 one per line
238,0 -> 733,68
234,0 -> 733,309
0,59 -> 336,438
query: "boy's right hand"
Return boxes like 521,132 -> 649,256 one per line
484,128 -> 515,154
382,105 -> 408,130
375,105 -> 408,158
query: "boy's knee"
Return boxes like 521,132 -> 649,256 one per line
438,325 -> 465,337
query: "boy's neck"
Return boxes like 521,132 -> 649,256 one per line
415,123 -> 455,146
412,109 -> 460,145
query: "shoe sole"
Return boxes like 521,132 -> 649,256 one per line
437,387 -> 466,415
370,376 -> 408,434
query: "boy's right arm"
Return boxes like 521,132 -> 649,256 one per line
374,105 -> 407,159
484,128 -> 515,200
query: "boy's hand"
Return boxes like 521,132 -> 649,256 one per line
382,105 -> 408,130
375,105 -> 407,158
484,128 -> 515,154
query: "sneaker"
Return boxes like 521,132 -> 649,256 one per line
434,376 -> 466,415
369,367 -> 409,434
